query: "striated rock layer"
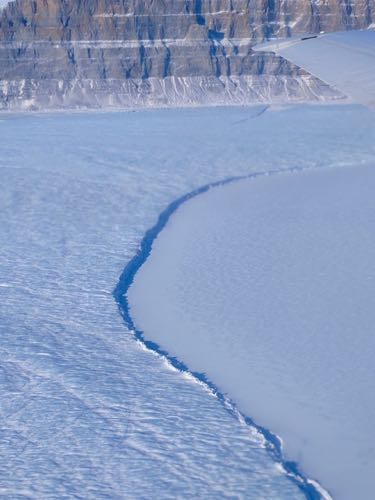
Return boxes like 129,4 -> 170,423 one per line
0,0 -> 373,110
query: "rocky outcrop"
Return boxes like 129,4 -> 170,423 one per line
0,0 -> 373,110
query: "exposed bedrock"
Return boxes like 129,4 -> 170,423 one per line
0,0 -> 372,109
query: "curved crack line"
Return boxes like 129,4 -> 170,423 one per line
113,165 -> 333,500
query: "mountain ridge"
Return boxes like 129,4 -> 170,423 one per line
0,0 -> 373,110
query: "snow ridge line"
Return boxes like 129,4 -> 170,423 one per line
113,166 -> 332,500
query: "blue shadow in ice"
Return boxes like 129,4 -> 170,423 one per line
114,167 -> 329,500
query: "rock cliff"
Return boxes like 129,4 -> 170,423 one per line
0,0 -> 373,110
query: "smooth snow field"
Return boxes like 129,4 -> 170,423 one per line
272,30 -> 375,108
0,105 -> 374,498
129,164 -> 375,500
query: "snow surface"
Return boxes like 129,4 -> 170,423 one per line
268,30 -> 375,108
129,164 -> 375,500
0,104 -> 374,497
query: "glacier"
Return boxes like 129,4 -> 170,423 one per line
128,164 -> 375,500
1,104 -> 374,497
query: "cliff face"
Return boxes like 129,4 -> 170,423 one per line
1,0 -> 374,42
0,0 -> 373,110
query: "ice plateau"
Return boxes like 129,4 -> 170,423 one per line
1,104 -> 374,498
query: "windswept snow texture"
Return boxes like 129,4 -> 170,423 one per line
272,30 -> 375,108
0,105 -> 374,497
129,164 -> 375,500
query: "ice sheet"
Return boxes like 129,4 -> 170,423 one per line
1,105 -> 374,497
129,164 -> 375,500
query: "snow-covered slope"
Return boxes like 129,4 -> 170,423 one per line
267,30 -> 375,108
128,163 -> 375,500
1,104 -> 374,497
